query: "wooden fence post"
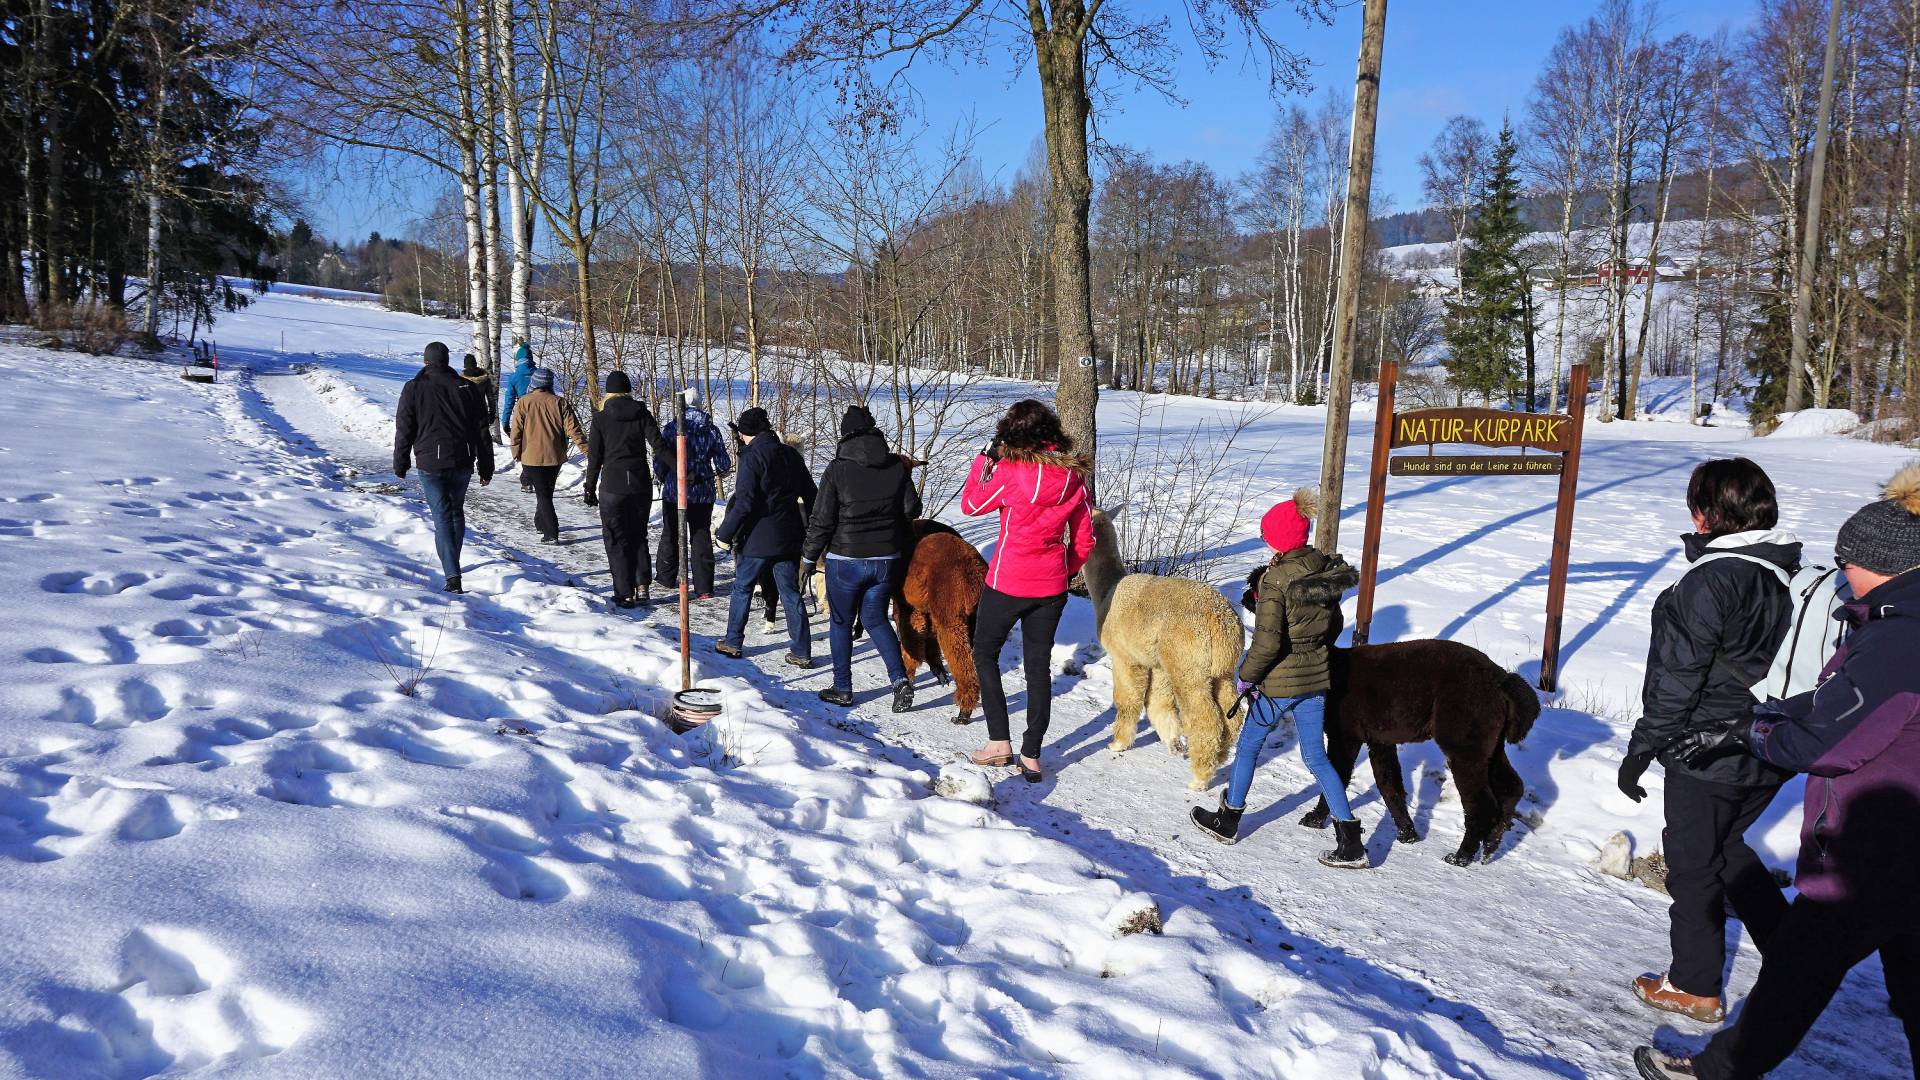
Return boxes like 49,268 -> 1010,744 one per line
1539,362 -> 1589,691
1353,359 -> 1397,645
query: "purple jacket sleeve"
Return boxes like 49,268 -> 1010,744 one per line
1752,633 -> 1912,778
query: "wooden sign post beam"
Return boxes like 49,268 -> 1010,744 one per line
1351,362 -> 1588,691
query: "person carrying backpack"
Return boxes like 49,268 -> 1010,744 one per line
1632,463 -> 1920,1080
654,388 -> 731,600
583,371 -> 666,608
1621,458 -> 1800,1025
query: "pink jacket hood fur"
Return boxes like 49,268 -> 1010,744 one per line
960,446 -> 1095,598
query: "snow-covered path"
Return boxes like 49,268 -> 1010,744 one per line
214,285 -> 1912,1079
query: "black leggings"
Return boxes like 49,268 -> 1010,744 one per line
522,465 -> 560,541
972,587 -> 1067,760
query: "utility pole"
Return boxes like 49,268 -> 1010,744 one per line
1787,0 -> 1842,414
1316,0 -> 1388,555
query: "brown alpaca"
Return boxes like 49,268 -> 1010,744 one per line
1084,510 -> 1245,790
1297,638 -> 1541,867
894,523 -> 985,723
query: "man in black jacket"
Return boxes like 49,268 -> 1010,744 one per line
1622,457 -> 1796,1024
715,407 -> 816,665
803,405 -> 922,710
583,371 -> 666,608
394,341 -> 495,593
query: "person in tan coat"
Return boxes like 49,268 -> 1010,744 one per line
508,367 -> 587,543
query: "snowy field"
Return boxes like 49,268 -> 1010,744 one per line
2,285 -> 1914,1078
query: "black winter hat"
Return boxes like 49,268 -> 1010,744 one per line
840,405 -> 877,440
424,341 -> 451,366
1835,464 -> 1920,576
462,354 -> 481,376
605,370 -> 632,395
736,407 -> 771,437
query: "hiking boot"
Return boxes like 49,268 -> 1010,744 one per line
1190,795 -> 1244,844
1319,819 -> 1369,869
1632,1046 -> 1698,1079
818,688 -> 854,707
443,575 -> 463,594
613,596 -> 637,610
784,654 -> 814,670
695,592 -> 716,601
891,678 -> 914,713
714,642 -> 744,659
1632,973 -> 1724,1023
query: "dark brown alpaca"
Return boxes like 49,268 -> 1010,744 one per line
1298,640 -> 1541,866
894,521 -> 984,723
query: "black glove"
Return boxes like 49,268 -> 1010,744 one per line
583,490 -> 597,508
1617,749 -> 1654,803
978,438 -> 999,460
801,561 -> 816,585
1671,719 -> 1752,767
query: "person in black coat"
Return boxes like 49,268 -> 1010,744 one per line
394,341 -> 495,594
803,405 -> 922,710
714,407 -> 817,665
583,371 -> 666,608
1623,457 -> 1797,1024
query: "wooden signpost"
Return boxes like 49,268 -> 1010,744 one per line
1353,361 -> 1590,691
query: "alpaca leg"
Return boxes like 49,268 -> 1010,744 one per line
1175,677 -> 1228,791
1443,755 -> 1496,867
1110,660 -> 1148,752
1146,669 -> 1184,754
933,611 -> 978,721
1365,742 -> 1420,843
1301,733 -> 1361,830
923,614 -> 951,686
895,605 -> 923,684
1483,748 -> 1525,861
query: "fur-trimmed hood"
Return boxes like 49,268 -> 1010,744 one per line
1263,546 -> 1359,605
995,444 -> 1093,477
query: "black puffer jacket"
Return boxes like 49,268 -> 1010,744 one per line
394,344 -> 495,481
584,395 -> 665,498
1628,530 -> 1800,787
716,431 -> 817,558
803,430 -> 921,562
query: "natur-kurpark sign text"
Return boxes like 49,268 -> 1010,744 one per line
1353,362 -> 1590,691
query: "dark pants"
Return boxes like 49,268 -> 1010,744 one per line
825,557 -> 905,694
972,586 -> 1067,760
417,468 -> 470,582
599,491 -> 651,601
657,503 -> 715,596
1694,900 -> 1920,1080
1664,773 -> 1791,997
523,464 -> 560,541
727,554 -> 809,659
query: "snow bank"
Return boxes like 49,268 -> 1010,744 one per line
1769,408 -> 1862,439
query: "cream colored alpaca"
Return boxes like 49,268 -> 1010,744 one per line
1084,509 -> 1246,790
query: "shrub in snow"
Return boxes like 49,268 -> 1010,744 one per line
1768,408 -> 1860,439
932,763 -> 993,806
1103,893 -> 1163,937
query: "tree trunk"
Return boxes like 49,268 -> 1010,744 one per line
1316,0 -> 1387,555
1788,0 -> 1843,414
574,242 -> 599,405
492,0 -> 533,349
1034,19 -> 1100,476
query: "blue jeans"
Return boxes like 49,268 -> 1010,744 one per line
826,557 -> 905,694
726,555 -> 809,660
1223,691 -> 1351,821
417,469 -> 470,581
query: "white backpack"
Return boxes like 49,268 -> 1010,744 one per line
1688,553 -> 1851,701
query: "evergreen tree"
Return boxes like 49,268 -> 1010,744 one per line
1442,121 -> 1529,404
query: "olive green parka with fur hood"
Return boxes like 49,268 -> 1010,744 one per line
1239,542 -> 1360,699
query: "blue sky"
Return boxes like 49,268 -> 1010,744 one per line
304,0 -> 1758,244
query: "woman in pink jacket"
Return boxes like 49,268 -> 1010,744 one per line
961,399 -> 1096,781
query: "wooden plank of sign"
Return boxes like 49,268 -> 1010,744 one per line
1389,407 -> 1574,453
1388,454 -> 1564,477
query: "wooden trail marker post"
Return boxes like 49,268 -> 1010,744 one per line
1353,361 -> 1590,692
676,393 -> 692,693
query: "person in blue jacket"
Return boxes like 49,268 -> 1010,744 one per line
654,388 -> 732,599
714,407 -> 815,665
498,343 -> 536,488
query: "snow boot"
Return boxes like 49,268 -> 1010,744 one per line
613,595 -> 637,610
1632,1046 -> 1697,1079
818,688 -> 854,707
784,654 -> 814,670
714,642 -> 743,659
1190,795 -> 1244,844
1318,819 -> 1369,869
1632,973 -> 1724,1023
443,575 -> 463,594
891,678 -> 914,713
